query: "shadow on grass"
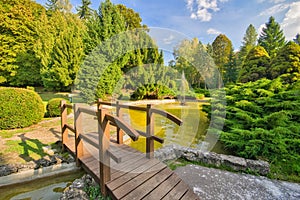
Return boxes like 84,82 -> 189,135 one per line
18,134 -> 49,162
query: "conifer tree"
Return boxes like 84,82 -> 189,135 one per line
258,16 -> 286,58
76,0 -> 93,19
238,46 -> 270,83
239,24 -> 258,64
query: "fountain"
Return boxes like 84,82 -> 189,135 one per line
180,71 -> 189,106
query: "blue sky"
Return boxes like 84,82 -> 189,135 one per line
36,0 -> 300,51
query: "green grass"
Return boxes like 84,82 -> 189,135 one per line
0,129 -> 34,139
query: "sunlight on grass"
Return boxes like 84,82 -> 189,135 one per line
4,140 -> 53,161
0,129 -> 33,139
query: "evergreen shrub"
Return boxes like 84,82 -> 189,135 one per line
0,87 -> 44,129
46,98 -> 71,117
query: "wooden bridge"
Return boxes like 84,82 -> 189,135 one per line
61,100 -> 199,200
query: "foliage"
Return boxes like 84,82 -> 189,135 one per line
46,98 -> 71,117
77,0 -> 163,102
172,38 -> 218,88
258,16 -> 286,58
36,11 -> 85,91
76,0 -> 93,19
212,34 -> 234,88
270,42 -> 300,82
0,0 -> 45,86
294,33 -> 300,45
238,46 -> 270,83
206,78 -> 300,181
0,87 -> 44,129
238,24 -> 258,69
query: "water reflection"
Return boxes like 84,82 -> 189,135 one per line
123,102 -> 209,152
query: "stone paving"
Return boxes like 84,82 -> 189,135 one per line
175,164 -> 300,200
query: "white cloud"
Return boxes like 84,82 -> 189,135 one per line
259,3 -> 290,16
163,34 -> 176,45
207,28 -> 222,35
185,0 -> 229,22
281,1 -> 300,40
257,0 -> 286,3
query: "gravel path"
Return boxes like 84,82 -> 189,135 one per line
175,164 -> 300,200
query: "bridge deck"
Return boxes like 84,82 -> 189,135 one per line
64,133 -> 199,200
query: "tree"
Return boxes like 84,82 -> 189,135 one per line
294,33 -> 300,45
212,34 -> 234,87
76,0 -> 93,19
39,11 -> 85,91
270,42 -> 300,82
238,46 -> 270,83
239,24 -> 258,64
78,0 -> 164,102
258,16 -> 286,58
46,0 -> 72,12
0,0 -> 45,85
173,38 -> 217,88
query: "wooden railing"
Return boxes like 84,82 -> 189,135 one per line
61,100 -> 182,195
97,100 -> 182,158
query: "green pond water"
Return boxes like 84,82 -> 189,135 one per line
121,102 -> 225,153
0,170 -> 84,200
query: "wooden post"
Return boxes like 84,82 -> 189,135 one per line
74,104 -> 83,167
116,101 -> 123,144
146,104 -> 154,159
61,100 -> 68,151
98,105 -> 111,196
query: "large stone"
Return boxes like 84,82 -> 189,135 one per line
246,159 -> 270,175
220,154 -> 247,171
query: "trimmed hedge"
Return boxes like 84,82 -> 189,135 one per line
0,87 -> 44,129
46,98 -> 71,117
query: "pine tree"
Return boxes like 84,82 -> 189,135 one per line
46,0 -> 72,12
76,0 -> 93,19
239,24 -> 258,64
258,16 -> 286,58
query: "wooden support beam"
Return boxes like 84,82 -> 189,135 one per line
146,104 -> 154,159
74,104 -> 83,167
116,101 -> 124,144
98,106 -> 111,196
61,100 -> 68,151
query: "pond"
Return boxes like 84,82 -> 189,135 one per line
0,170 -> 84,200
121,101 -> 225,153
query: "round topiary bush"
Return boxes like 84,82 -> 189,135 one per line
0,87 -> 45,130
46,98 -> 71,117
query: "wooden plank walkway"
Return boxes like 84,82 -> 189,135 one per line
64,132 -> 200,200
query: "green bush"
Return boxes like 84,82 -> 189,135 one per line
46,98 -> 71,117
0,87 -> 44,129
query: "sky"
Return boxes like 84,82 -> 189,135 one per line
36,0 -> 300,51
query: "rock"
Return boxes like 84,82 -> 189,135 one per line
220,154 -> 247,171
246,159 -> 270,175
155,144 -> 270,176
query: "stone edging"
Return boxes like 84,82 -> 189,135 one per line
154,144 -> 270,175
0,163 -> 80,188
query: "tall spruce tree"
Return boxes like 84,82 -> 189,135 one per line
258,16 -> 286,58
239,24 -> 258,64
76,0 -> 93,19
